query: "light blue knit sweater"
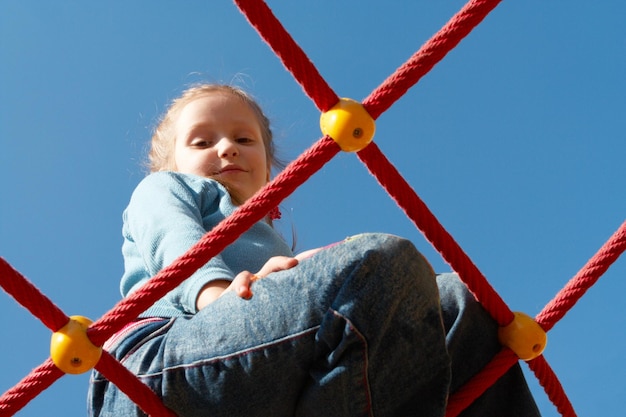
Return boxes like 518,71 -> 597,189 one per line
120,171 -> 293,317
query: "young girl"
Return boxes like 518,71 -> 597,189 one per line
88,84 -> 540,416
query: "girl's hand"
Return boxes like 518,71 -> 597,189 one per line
229,256 -> 299,299
229,251 -> 323,300
196,256 -> 299,311
295,247 -> 323,261
256,255 -> 299,277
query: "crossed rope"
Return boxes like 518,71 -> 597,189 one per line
1,1 -> 625,416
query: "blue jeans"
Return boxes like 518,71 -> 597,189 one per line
89,233 -> 540,416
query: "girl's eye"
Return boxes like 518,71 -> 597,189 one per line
236,137 -> 253,144
191,139 -> 211,147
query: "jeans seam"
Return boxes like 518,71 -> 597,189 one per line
136,325 -> 321,378
118,319 -> 176,364
329,308 -> 373,417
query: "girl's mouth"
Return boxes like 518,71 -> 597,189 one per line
216,165 -> 246,175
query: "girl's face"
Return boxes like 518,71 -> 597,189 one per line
173,93 -> 269,204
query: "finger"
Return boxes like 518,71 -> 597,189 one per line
238,274 -> 261,299
257,256 -> 299,277
232,271 -> 255,299
295,247 -> 323,261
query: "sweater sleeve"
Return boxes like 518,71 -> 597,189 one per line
121,172 -> 234,314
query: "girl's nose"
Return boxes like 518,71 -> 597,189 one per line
216,138 -> 238,157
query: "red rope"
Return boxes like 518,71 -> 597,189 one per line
95,352 -> 178,417
0,359 -> 64,417
88,137 -> 340,347
363,0 -> 502,119
233,0 -> 339,112
527,356 -> 577,417
0,258 -> 68,332
536,220 -> 626,332
356,143 -> 514,326
445,348 -> 518,417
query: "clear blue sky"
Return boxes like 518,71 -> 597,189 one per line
1,1 -> 625,416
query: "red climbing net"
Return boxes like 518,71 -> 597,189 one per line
1,0 -> 625,416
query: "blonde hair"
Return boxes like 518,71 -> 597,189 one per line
148,84 -> 280,173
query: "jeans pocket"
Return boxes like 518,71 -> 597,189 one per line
109,318 -> 175,365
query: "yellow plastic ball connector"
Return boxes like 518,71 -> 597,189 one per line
320,98 -> 376,152
50,315 -> 102,374
498,312 -> 547,361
